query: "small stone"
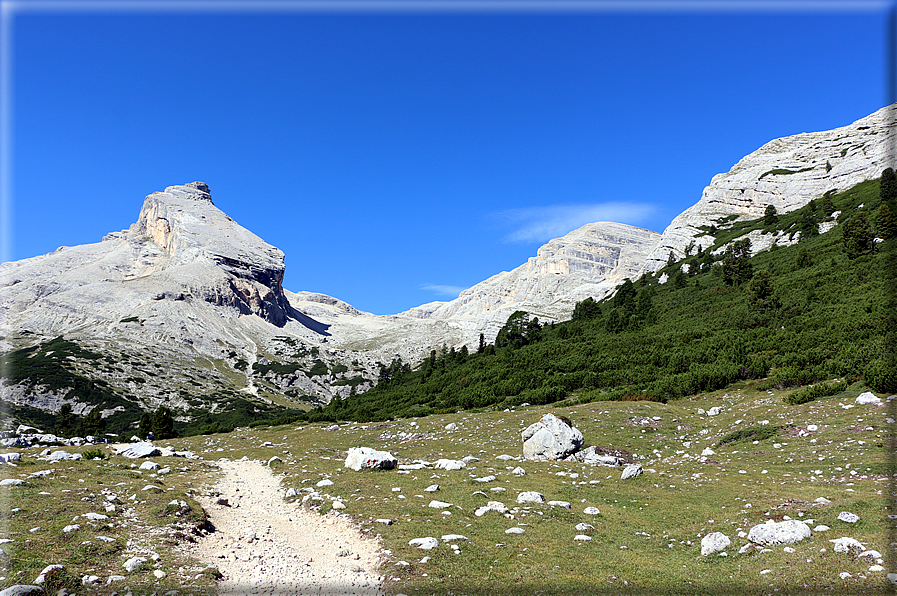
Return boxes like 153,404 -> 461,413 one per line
621,463 -> 642,480
837,511 -> 859,523
505,527 -> 525,534
62,524 -> 80,533
153,570 -> 167,579
34,564 -> 64,584
123,557 -> 147,572
316,479 -> 334,487
573,535 -> 592,541
409,537 -> 439,550
548,500 -> 571,509
583,507 -> 600,515
428,500 -> 453,509
516,491 -> 545,504
575,523 -> 594,531
424,484 -> 439,492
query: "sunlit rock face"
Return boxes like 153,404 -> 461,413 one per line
642,104 -> 896,272
401,221 -> 661,340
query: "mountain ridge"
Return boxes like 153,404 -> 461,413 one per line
1,104 -> 893,434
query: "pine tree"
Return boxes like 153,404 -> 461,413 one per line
843,211 -> 874,259
877,203 -> 897,239
152,406 -> 175,440
764,204 -> 778,226
881,167 -> 897,204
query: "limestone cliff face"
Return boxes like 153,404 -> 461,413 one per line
401,222 -> 661,340
125,181 -> 293,325
642,104 -> 896,271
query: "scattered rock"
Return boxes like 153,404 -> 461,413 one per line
375,519 -> 393,525
62,525 -> 80,533
473,475 -> 496,483
830,537 -> 865,554
46,450 -> 80,461
424,484 -> 439,492
316,479 -> 334,487
516,491 -> 545,504
444,423 -> 458,431
434,459 -> 466,470
747,520 -> 812,545
855,392 -> 881,405
511,466 -> 526,475
522,413 -> 584,461
505,527 -> 525,534
575,523 -> 594,531
139,461 -> 160,471
409,537 -> 439,550
428,500 -> 453,509
0,453 -> 22,464
153,570 -> 167,579
34,564 -> 64,584
548,500 -> 571,509
123,557 -> 147,572
115,442 -> 161,459
701,532 -> 731,556
621,463 -> 643,480
573,535 -> 593,541
267,456 -> 282,466
441,534 -> 467,541
344,447 -> 397,471
583,507 -> 600,515
475,501 -> 509,516
837,511 -> 859,523
0,479 -> 23,486
0,586 -> 44,596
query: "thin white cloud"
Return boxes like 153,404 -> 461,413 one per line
497,202 -> 656,244
420,284 -> 466,298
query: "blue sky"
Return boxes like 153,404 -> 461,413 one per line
4,1 -> 893,314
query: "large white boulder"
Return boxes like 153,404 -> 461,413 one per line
747,520 -> 812,545
856,392 -> 881,405
521,413 -> 583,461
344,447 -> 397,471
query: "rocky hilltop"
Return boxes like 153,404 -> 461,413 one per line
0,183 -> 384,425
642,104 -> 895,270
402,222 -> 660,342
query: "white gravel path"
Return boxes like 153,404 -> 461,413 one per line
192,458 -> 385,595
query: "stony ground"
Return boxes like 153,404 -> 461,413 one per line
190,458 -> 383,595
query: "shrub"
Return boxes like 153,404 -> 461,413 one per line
784,380 -> 848,405
717,425 -> 779,447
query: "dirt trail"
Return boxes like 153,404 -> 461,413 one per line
192,458 -> 385,595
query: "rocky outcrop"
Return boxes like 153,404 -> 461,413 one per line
643,104 -> 895,271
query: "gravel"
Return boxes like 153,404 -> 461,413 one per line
193,458 -> 384,595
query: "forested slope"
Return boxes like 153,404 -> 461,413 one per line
300,174 -> 896,423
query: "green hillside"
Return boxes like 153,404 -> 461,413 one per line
301,174 -> 895,424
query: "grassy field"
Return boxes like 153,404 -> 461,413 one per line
0,382 -> 894,595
